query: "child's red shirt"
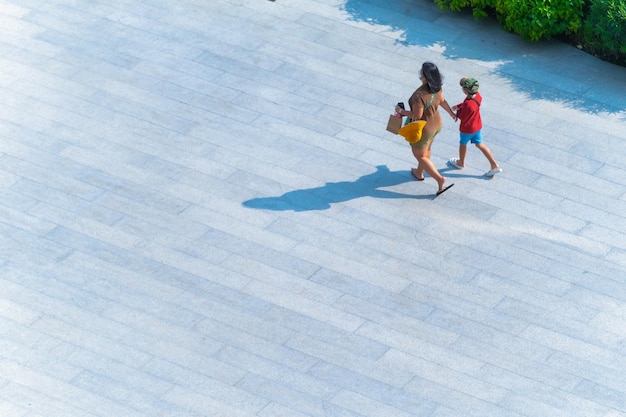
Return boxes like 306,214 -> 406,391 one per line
456,92 -> 482,134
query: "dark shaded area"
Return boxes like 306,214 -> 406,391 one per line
243,165 -> 431,211
343,0 -> 626,114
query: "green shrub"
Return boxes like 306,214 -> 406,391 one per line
435,0 -> 495,18
582,0 -> 626,61
435,0 -> 584,40
497,0 -> 584,41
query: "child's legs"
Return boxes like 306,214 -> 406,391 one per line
467,130 -> 499,170
458,133 -> 473,166
458,144 -> 468,165
475,143 -> 499,169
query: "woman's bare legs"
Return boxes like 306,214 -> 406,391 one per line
412,142 -> 433,179
411,146 -> 447,192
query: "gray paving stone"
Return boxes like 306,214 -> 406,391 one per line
404,376 -> 523,417
144,358 -> 267,412
521,324 -> 626,372
160,386 -> 260,417
195,318 -> 319,373
317,361 -> 438,415
330,389 -> 423,417
0,382 -> 99,417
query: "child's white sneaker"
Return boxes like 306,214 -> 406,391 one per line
484,168 -> 502,177
448,158 -> 463,169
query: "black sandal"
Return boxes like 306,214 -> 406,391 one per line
436,183 -> 454,196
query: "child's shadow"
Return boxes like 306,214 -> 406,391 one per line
440,166 -> 491,179
242,165 -> 431,211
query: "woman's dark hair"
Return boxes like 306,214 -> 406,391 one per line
421,62 -> 443,93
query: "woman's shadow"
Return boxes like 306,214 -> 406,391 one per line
242,165 -> 432,211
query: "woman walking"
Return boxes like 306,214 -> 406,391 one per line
395,62 -> 457,195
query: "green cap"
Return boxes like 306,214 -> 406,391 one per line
460,77 -> 479,94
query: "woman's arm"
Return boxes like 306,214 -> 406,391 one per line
395,102 -> 423,120
440,97 -> 457,121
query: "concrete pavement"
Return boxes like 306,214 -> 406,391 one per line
1,0 -> 626,416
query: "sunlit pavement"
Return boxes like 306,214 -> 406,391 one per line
1,0 -> 626,416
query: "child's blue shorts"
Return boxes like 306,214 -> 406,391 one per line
460,130 -> 482,145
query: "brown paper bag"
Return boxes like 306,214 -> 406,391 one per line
386,114 -> 402,134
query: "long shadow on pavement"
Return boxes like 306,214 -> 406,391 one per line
242,165 -> 432,211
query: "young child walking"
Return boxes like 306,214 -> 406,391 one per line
448,77 -> 502,177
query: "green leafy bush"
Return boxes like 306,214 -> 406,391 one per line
497,0 -> 584,41
436,0 -> 584,40
434,0 -> 495,18
582,0 -> 626,62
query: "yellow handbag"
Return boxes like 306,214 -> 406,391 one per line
398,120 -> 427,143
397,93 -> 434,143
